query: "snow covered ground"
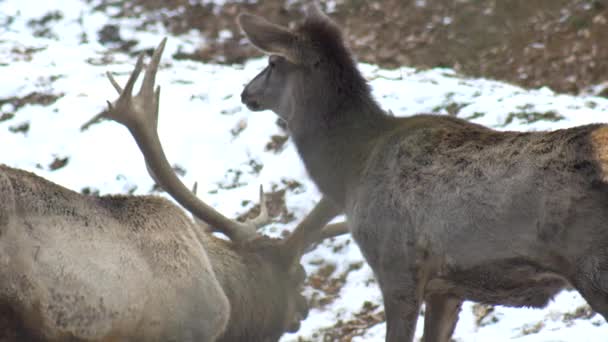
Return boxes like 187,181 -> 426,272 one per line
1,1 -> 607,340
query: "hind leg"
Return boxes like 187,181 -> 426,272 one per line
571,252 -> 608,320
422,294 -> 462,342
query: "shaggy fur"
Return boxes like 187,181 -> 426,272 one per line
0,165 -> 307,342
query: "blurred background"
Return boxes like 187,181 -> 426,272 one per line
92,0 -> 608,95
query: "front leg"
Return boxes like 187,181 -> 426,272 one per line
378,270 -> 423,342
351,221 -> 423,342
422,294 -> 462,342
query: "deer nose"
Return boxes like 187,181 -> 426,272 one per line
240,88 -> 249,104
241,89 -> 260,111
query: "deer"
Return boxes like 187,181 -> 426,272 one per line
0,38 -> 348,342
238,4 -> 608,342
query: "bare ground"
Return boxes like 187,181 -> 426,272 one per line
91,0 -> 608,95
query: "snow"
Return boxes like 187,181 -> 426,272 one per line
1,1 -> 607,341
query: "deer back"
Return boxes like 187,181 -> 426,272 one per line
0,164 -> 229,341
350,116 -> 608,302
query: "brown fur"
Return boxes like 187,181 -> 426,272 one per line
591,126 -> 608,182
0,164 -> 307,341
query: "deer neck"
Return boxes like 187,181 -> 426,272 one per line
203,236 -> 288,342
289,98 -> 392,208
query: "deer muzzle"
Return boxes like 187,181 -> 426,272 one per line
240,88 -> 262,111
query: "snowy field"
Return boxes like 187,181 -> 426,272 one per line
1,1 -> 608,341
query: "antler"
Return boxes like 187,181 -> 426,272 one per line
317,221 -> 349,241
190,182 -> 269,236
85,37 -> 347,252
190,182 -> 212,234
83,38 -> 269,242
281,196 -> 345,266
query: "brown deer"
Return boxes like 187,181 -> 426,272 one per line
0,38 -> 347,342
239,5 -> 608,342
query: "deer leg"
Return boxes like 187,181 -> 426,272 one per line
421,294 -> 462,342
376,270 -> 422,342
573,280 -> 608,320
351,218 -> 422,341
356,241 -> 422,341
572,253 -> 608,320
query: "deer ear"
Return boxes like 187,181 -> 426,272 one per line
238,14 -> 300,64
305,1 -> 330,22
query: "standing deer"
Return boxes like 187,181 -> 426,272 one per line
239,5 -> 608,342
0,39 -> 347,342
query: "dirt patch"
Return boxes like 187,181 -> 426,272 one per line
316,301 -> 385,341
265,134 -> 289,154
92,0 -> 608,95
48,156 -> 69,171
472,303 -> 498,327
1,92 -> 63,136
306,261 -> 364,309
0,92 -> 63,121
563,304 -> 596,324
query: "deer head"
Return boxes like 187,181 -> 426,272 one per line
239,5 -> 384,208
239,4 -> 372,128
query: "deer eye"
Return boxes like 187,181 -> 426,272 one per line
268,55 -> 283,69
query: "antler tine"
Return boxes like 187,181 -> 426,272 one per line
246,185 -> 272,228
281,196 -> 340,266
107,71 -> 123,94
81,111 -> 106,131
302,221 -> 349,254
138,38 -> 164,130
86,38 -> 265,242
140,38 -> 166,99
317,222 -> 348,241
121,54 -> 144,101
139,39 -> 166,131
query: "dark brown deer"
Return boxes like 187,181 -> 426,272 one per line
239,5 -> 608,342
0,39 -> 347,342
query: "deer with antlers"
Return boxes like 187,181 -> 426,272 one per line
0,39 -> 346,341
239,5 -> 608,342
